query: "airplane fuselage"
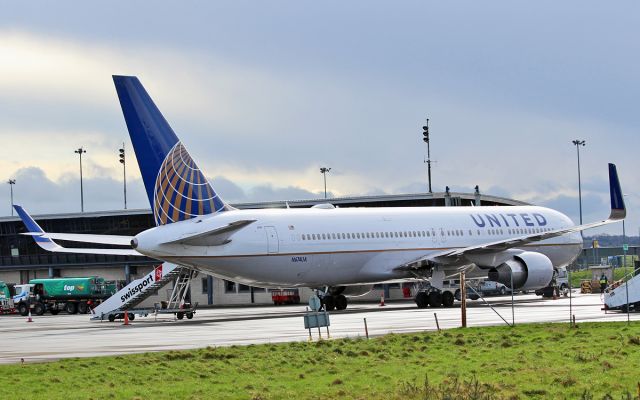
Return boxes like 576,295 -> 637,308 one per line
133,205 -> 583,288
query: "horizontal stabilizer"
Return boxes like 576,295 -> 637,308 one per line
162,220 -> 256,246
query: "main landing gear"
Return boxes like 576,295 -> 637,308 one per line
316,287 -> 348,311
414,289 -> 455,309
322,293 -> 348,311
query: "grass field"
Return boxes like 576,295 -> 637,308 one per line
1,322 -> 639,399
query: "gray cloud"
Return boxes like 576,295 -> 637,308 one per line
9,166 -> 148,214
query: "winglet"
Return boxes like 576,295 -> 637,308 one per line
13,205 -> 54,245
608,163 -> 625,220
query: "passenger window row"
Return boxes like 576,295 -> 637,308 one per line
300,226 -> 556,241
301,230 -> 435,241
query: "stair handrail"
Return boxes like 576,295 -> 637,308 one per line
605,266 -> 640,293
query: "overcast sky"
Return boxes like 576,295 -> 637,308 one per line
0,2 -> 638,235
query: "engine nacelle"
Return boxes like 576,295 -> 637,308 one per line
330,285 -> 374,297
487,252 -> 554,291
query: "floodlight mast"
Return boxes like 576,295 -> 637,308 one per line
119,143 -> 127,209
422,119 -> 432,193
7,179 -> 15,216
74,147 -> 87,212
320,167 -> 331,199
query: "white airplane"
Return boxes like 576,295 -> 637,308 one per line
14,76 -> 626,311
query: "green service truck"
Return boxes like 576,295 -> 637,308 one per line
0,281 -> 16,314
13,277 -> 118,316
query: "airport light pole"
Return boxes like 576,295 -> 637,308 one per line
119,143 -> 127,209
75,147 -> 87,212
572,140 -> 586,225
570,139 -> 585,327
422,119 -> 433,193
320,167 -> 331,199
7,179 -> 15,216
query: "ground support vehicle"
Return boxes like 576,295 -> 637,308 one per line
585,265 -> 614,294
604,267 -> 640,312
92,264 -> 198,322
271,289 -> 300,305
12,277 -> 115,316
0,281 -> 16,314
468,280 -> 512,299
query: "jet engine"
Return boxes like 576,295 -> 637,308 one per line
330,285 -> 374,297
487,251 -> 554,290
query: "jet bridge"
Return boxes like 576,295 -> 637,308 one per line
603,269 -> 640,312
91,263 -> 197,321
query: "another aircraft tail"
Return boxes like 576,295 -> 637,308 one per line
113,76 -> 233,226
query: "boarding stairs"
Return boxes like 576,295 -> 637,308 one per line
90,263 -> 194,320
603,268 -> 640,312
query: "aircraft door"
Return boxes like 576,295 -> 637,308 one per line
265,226 -> 279,253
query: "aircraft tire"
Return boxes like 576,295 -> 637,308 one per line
442,291 -> 455,307
415,292 -> 428,308
323,296 -> 336,311
335,295 -> 348,310
428,292 -> 442,308
128,313 -> 135,321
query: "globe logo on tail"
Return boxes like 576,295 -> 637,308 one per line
153,142 -> 226,226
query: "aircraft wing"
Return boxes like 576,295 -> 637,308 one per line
14,205 -> 143,256
397,163 -> 625,270
22,232 -> 134,246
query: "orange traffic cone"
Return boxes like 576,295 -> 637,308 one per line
123,312 -> 130,326
379,293 -> 385,307
27,309 -> 33,323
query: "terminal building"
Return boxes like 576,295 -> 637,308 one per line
0,189 -> 580,306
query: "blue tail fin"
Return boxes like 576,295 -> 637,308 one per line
113,76 -> 232,226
